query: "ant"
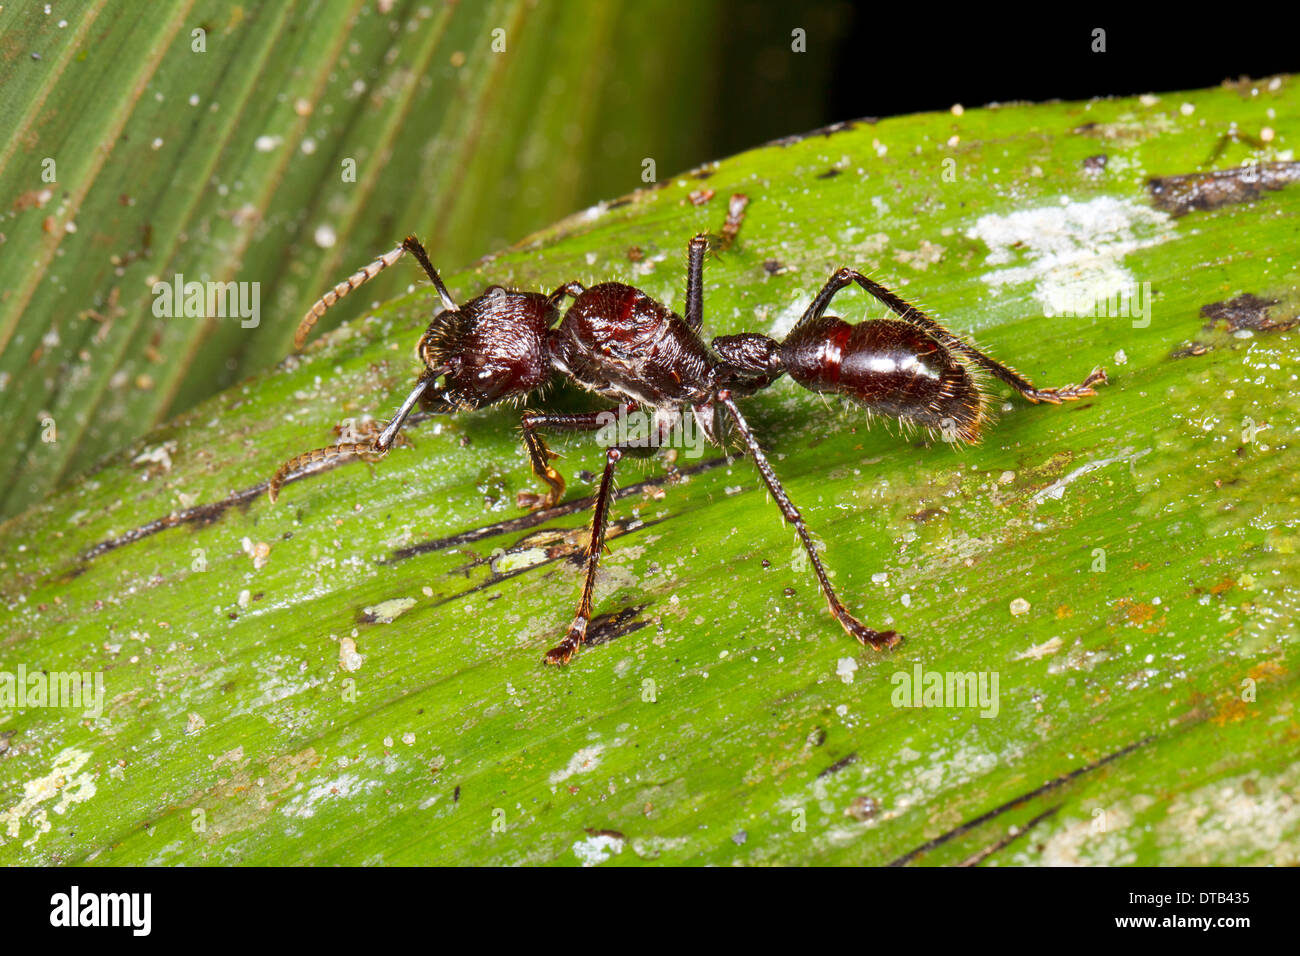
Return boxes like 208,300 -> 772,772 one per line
270,217 -> 1106,665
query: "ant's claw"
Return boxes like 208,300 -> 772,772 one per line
838,612 -> 902,651
542,645 -> 574,666
868,630 -> 903,651
543,620 -> 587,665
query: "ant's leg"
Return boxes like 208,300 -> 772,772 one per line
546,282 -> 586,310
792,268 -> 1107,404
398,235 -> 458,312
715,389 -> 901,651
684,234 -> 709,333
545,447 -> 624,665
295,235 -> 457,349
268,373 -> 436,502
518,403 -> 634,510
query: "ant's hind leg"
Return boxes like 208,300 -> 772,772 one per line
545,447 -> 624,665
791,268 -> 1108,405
714,390 -> 901,650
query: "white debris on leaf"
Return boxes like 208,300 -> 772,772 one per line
1010,598 -> 1031,616
836,657 -> 858,684
1016,636 -> 1063,660
132,440 -> 177,473
364,598 -> 416,623
550,744 -> 604,785
339,637 -> 364,672
241,537 -> 271,570
966,197 -> 1172,318
573,833 -> 624,867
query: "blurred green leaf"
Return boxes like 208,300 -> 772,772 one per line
0,0 -> 720,518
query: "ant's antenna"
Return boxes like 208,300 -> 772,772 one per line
294,235 -> 458,349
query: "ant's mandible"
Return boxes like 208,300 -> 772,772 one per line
270,207 -> 1106,665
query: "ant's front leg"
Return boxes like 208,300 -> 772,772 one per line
518,403 -> 634,510
545,446 -> 624,665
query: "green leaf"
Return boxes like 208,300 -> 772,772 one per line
2,79 -> 1298,865
0,0 -> 720,519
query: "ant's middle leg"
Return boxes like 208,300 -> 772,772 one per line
684,234 -> 709,333
792,268 -> 1107,404
714,389 -> 901,651
544,446 -> 625,665
518,403 -> 635,510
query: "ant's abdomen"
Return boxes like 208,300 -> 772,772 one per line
782,316 -> 984,441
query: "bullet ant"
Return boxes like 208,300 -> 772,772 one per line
271,213 -> 1106,665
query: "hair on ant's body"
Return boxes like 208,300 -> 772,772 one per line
271,206 -> 1106,665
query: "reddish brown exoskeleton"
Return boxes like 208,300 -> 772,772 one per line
271,217 -> 1105,665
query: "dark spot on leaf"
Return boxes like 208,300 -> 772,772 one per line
1147,162 -> 1300,216
585,604 -> 651,647
1169,342 -> 1212,359
818,752 -> 858,778
816,168 -> 841,179
845,795 -> 880,821
1200,293 -> 1296,333
606,197 -> 633,210
585,827 -> 625,840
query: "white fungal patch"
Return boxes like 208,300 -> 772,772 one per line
549,744 -> 604,785
1,748 -> 97,845
281,774 -> 380,819
966,197 -> 1172,317
768,298 -> 807,339
573,833 -> 624,866
1016,636 -> 1063,661
364,598 -> 416,623
836,657 -> 858,684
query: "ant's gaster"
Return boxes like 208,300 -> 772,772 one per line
271,211 -> 1106,665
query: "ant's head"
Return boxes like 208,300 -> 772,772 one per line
417,287 -> 560,411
